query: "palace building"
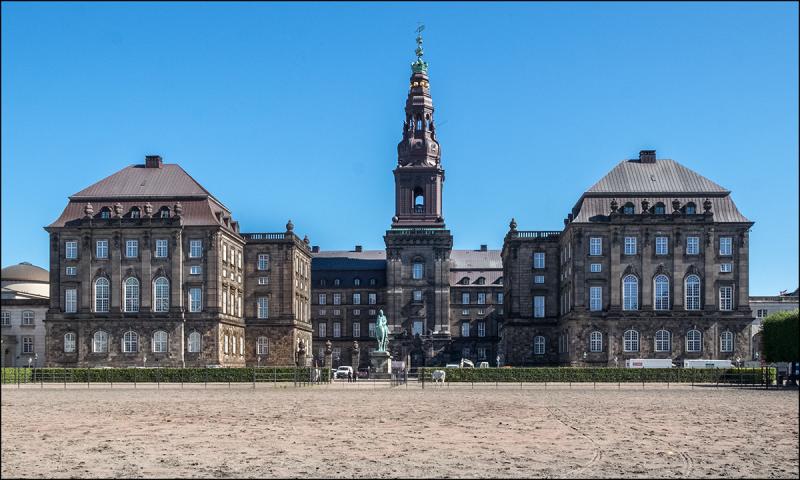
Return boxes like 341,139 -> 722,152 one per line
43,33 -> 754,368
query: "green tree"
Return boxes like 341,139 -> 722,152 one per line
762,310 -> 799,362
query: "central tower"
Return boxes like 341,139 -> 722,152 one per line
384,29 -> 453,368
391,29 -> 445,228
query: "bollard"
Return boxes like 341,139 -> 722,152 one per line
274,366 -> 277,387
205,365 -> 208,389
64,367 -> 67,390
253,367 -> 256,390
88,366 -> 91,389
134,367 -> 137,389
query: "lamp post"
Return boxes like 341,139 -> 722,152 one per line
257,355 -> 262,369
34,353 -> 38,368
582,351 -> 587,366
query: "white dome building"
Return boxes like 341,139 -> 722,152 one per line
1,262 -> 49,367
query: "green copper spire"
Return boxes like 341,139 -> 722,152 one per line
411,24 -> 428,74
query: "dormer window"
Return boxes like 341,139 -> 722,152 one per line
623,203 -> 635,215
460,277 -> 470,285
354,278 -> 361,287
334,278 -> 341,287
159,207 -> 170,218
685,202 -> 696,215
320,279 -> 327,287
369,278 -> 376,286
100,208 -> 111,219
129,207 -> 141,219
653,203 -> 666,215
476,277 -> 486,285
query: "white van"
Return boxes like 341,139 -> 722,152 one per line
683,359 -> 733,369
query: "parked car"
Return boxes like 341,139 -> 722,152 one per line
335,366 -> 353,379
357,368 -> 370,379
478,362 -> 490,368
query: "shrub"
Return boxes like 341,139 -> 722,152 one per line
762,309 -> 800,362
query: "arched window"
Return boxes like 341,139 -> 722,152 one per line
623,202 -> 635,215
122,331 -> 138,353
623,275 -> 639,310
413,187 -> 425,213
153,277 -> 170,313
95,277 -> 110,313
334,278 -> 340,286
64,332 -> 76,353
320,279 -> 327,287
129,207 -> 141,219
720,331 -> 734,353
159,207 -> 170,218
124,277 -> 140,312
685,275 -> 701,311
653,202 -> 666,214
589,331 -> 603,352
655,329 -> 671,352
353,278 -> 361,287
654,275 -> 670,310
623,330 -> 639,352
533,336 -> 546,355
99,207 -> 111,219
369,278 -> 376,286
257,336 -> 269,355
686,329 -> 702,352
187,331 -> 202,353
685,202 -> 697,215
152,330 -> 168,353
93,331 -> 108,353
476,277 -> 486,285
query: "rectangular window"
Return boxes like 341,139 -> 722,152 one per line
66,266 -> 77,276
190,266 -> 202,275
534,296 -> 545,318
756,309 -> 768,318
369,309 -> 376,316
189,240 -> 202,258
319,293 -> 326,305
497,292 -> 503,304
257,276 -> 268,285
333,322 -> 341,338
155,239 -> 168,258
258,254 -> 269,270
534,275 -> 545,284
478,347 -> 487,361
353,293 -> 361,305
462,309 -> 469,316
353,322 -> 361,337
589,237 -> 602,256
126,240 -> 138,258
65,288 -> 77,313
624,237 -> 637,255
22,311 -> 34,325
720,263 -> 733,273
413,290 -> 423,302
590,263 -> 601,273
22,336 -> 33,354
462,292 -> 470,304
66,241 -> 78,259
720,237 -> 733,256
333,293 -> 341,305
533,252 -> 546,268
223,244 -> 228,263
224,335 -> 229,354
477,293 -> 486,305
412,263 -> 424,280
719,286 -> 733,311
412,320 -> 423,336
590,286 -> 602,312
95,240 -> 108,259
686,236 -> 700,255
461,322 -> 470,337
318,322 -> 327,337
478,321 -> 486,337
189,288 -> 202,313
655,236 -> 668,255
333,309 -> 341,316
368,293 -> 376,305
318,309 -> 326,316
368,322 -> 376,338
1,312 -> 10,326
352,309 -> 360,316
257,297 -> 269,319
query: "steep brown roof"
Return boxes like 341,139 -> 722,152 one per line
587,159 -> 729,195
70,164 -> 213,199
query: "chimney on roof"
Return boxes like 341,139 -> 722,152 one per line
639,150 -> 656,163
312,246 -> 320,253
480,244 -> 487,251
355,245 -> 363,252
145,155 -> 163,168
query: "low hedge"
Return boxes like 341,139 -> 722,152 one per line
417,367 -> 776,384
1,367 -> 330,384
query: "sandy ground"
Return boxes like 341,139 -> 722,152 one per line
1,382 -> 798,478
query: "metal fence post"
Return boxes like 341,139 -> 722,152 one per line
273,366 -> 276,387
87,366 -> 91,389
205,365 -> 208,389
134,367 -> 137,389
253,367 -> 256,389
64,367 -> 67,389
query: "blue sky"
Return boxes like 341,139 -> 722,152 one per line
2,2 -> 797,295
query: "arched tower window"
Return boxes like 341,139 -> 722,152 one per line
124,277 -> 140,313
654,275 -> 670,310
153,277 -> 169,313
413,187 -> 425,213
623,275 -> 639,310
685,275 -> 701,311
94,277 -> 110,313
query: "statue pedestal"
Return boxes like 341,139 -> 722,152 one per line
369,351 -> 392,379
